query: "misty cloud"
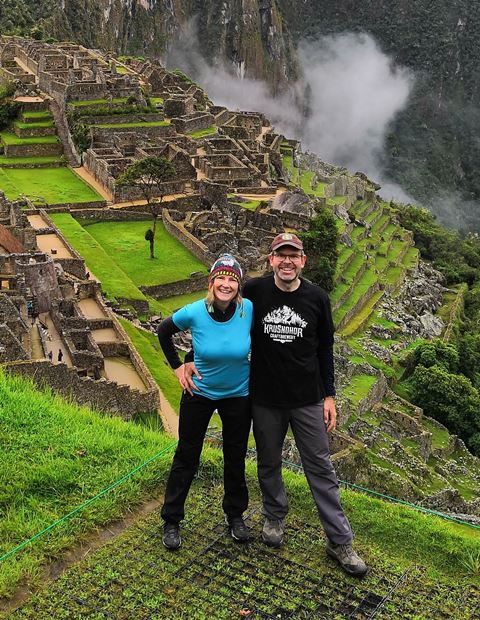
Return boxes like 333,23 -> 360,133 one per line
167,23 -> 414,202
298,34 -> 413,183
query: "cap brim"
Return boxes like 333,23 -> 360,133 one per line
271,241 -> 303,251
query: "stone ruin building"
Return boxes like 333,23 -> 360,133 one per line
0,191 -> 159,419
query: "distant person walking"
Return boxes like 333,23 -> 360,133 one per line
57,349 -> 63,363
157,254 -> 253,550
185,233 -> 367,577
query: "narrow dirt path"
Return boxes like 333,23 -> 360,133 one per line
72,167 -> 113,201
110,193 -> 189,209
158,395 -> 179,438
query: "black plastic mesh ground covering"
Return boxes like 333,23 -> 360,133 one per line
7,487 -> 479,619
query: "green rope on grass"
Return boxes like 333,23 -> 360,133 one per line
2,434 -> 478,566
0,440 -> 178,564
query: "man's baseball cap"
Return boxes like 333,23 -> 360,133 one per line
271,232 -> 304,252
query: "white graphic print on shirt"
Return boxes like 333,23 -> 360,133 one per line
262,305 -> 308,343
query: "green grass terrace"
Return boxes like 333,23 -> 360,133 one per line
0,168 -> 103,204
0,155 -> 65,167
67,97 -> 130,107
48,214 -> 148,305
77,219 -> 208,286
0,131 -> 59,145
187,126 -> 217,139
95,120 -> 170,128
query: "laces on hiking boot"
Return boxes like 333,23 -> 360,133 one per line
226,516 -> 250,542
326,541 -> 367,577
162,522 -> 181,550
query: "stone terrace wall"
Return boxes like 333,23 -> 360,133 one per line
162,208 -> 212,265
140,274 -> 209,300
4,360 -> 159,419
91,124 -> 175,141
71,209 -> 149,221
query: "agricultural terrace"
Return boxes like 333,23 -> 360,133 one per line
282,154 -> 328,198
49,213 -> 148,305
77,220 -> 208,286
0,168 -> 103,204
1,373 -> 479,619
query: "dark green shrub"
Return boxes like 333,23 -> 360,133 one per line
300,208 -> 339,292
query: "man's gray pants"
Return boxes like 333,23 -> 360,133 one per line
252,401 -> 353,545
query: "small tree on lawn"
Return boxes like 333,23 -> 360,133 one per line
117,156 -> 176,258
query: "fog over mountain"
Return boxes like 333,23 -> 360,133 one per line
168,24 -> 415,204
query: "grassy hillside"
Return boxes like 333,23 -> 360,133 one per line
0,370 -> 478,616
0,370 -> 176,598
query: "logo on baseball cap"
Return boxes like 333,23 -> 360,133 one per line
271,232 -> 304,252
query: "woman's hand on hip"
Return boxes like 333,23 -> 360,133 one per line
183,362 -> 201,395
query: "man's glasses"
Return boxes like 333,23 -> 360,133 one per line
272,251 -> 304,262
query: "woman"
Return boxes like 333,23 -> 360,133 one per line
157,254 -> 253,549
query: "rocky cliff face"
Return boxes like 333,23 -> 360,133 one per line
29,0 -> 297,91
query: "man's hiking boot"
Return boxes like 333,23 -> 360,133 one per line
162,523 -> 181,550
226,516 -> 250,542
261,518 -> 284,547
326,540 -> 368,577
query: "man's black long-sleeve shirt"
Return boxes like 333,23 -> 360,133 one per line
243,275 -> 335,408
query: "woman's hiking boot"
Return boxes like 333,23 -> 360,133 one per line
226,516 -> 250,542
163,522 -> 181,550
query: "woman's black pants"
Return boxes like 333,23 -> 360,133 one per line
161,393 -> 251,524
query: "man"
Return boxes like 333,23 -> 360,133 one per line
184,232 -> 367,577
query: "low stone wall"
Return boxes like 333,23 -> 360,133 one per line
43,200 -> 107,211
91,124 -> 175,141
172,113 -> 214,133
141,274 -> 209,300
88,113 -> 165,125
71,209 -> 149,221
4,360 -> 159,419
162,208 -> 212,266
115,296 -> 149,314
0,160 -> 66,169
97,341 -> 130,357
357,373 -> 388,416
113,180 -> 185,203
230,186 -> 276,195
4,143 -> 63,157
